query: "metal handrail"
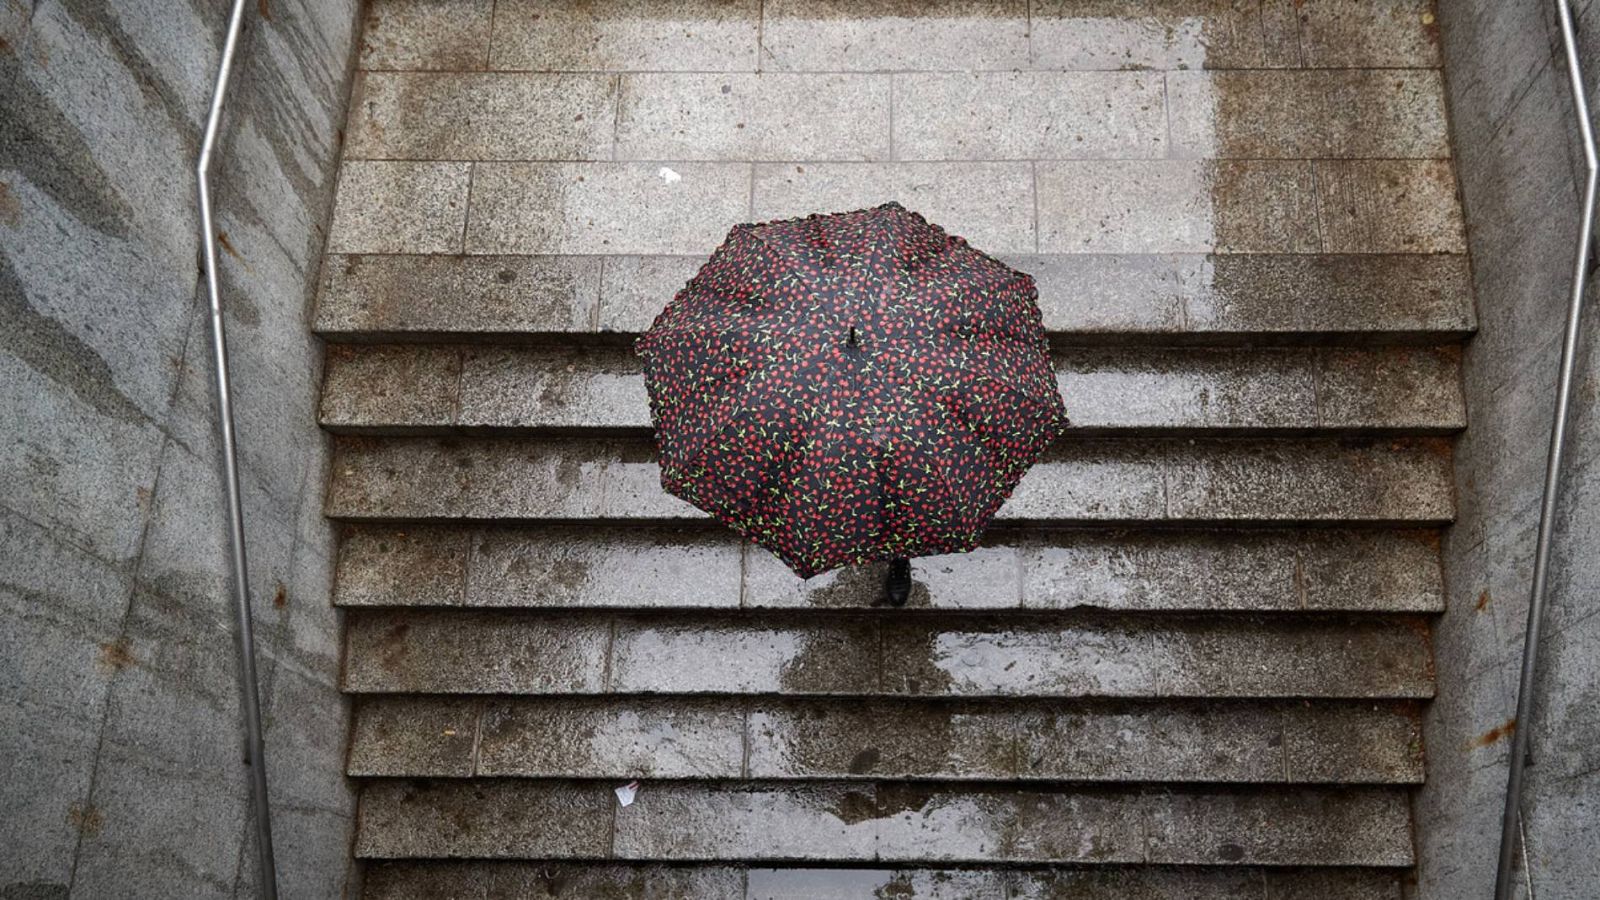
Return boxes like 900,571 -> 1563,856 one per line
196,1 -> 278,896
1494,1 -> 1597,896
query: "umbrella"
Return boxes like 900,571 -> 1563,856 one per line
636,202 -> 1068,581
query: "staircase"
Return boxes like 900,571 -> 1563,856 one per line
317,2 -> 1469,896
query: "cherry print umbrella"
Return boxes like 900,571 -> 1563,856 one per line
636,202 -> 1069,579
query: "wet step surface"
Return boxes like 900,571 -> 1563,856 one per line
320,343 -> 1466,436
353,780 -> 1413,866
314,252 -> 1475,343
340,609 -> 1434,699
332,524 -> 1445,613
361,863 -> 1407,900
326,0 -> 1463,888
348,695 -> 1424,784
325,436 -> 1455,524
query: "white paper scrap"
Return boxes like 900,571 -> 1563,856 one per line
615,781 -> 640,807
658,167 -> 681,183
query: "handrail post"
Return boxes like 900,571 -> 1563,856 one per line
195,1 -> 278,896
1493,1 -> 1597,896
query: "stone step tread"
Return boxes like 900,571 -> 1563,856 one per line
334,524 -> 1445,614
362,862 -> 1406,900
353,780 -> 1414,866
314,253 -> 1475,343
320,344 -> 1465,435
326,158 -> 1464,257
340,610 -> 1434,699
325,436 -> 1455,525
365,0 -> 1438,74
345,69 -> 1447,163
348,695 -> 1424,784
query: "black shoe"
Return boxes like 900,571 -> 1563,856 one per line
885,557 -> 911,607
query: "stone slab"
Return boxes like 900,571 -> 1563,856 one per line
326,161 -> 470,254
490,0 -> 761,71
355,779 -> 613,858
1167,70 -> 1450,159
1315,159 -> 1467,254
314,254 -> 602,338
893,72 -> 1167,160
879,616 -> 1435,699
346,696 -> 479,777
760,0 -> 1030,71
341,609 -> 611,693
1036,160 -> 1320,254
359,0 -> 493,70
617,73 -> 891,161
466,162 -> 752,255
608,617 -> 881,694
1296,0 -> 1442,67
465,526 -> 743,609
1028,0 -> 1298,70
346,72 -> 618,160
477,697 -> 746,778
752,162 -> 1035,254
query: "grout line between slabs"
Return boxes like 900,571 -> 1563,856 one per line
457,162 -> 477,253
1031,160 -> 1040,253
469,698 -> 485,776
756,0 -> 766,73
611,73 -> 624,162
887,73 -> 896,161
484,0 -> 497,70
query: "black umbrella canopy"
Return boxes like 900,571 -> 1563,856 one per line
637,202 -> 1068,578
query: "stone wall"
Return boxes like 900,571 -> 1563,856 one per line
1,1 -> 360,896
1425,2 -> 1600,896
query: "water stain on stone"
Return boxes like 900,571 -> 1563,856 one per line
831,788 -> 878,825
1468,718 -> 1516,750
378,620 -> 412,670
97,637 -> 137,671
0,179 -> 19,226
776,619 -> 877,694
848,747 -> 881,774
0,257 -> 149,424
0,54 -> 134,236
67,803 -> 103,836
1217,841 -> 1246,862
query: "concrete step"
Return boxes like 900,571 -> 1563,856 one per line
348,695 -> 1424,784
333,524 -> 1445,614
319,344 -> 1466,436
339,610 -> 1433,699
314,252 -> 1475,344
325,159 -> 1465,257
344,69 -> 1446,163
352,780 -> 1413,866
365,0 -> 1439,74
362,862 -> 1406,900
325,436 -> 1455,525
